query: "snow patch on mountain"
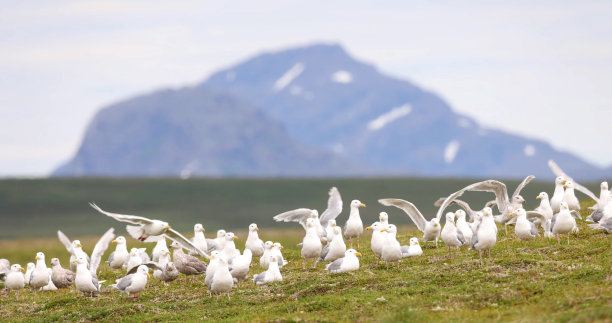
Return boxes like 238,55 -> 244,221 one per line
273,63 -> 304,91
367,104 -> 412,131
331,70 -> 353,83
444,140 -> 460,164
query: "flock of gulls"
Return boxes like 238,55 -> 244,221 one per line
1,160 -> 611,300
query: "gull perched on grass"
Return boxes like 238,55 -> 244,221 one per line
107,236 -> 129,269
190,224 -> 207,256
273,187 -> 343,242
229,248 -> 252,285
551,202 -> 579,244
170,241 -> 207,283
320,226 -> 346,262
587,182 -> 610,223
401,238 -> 423,257
510,208 -> 542,241
454,210 -> 473,245
90,203 -> 208,258
73,256 -> 101,297
344,200 -> 366,248
325,220 -> 337,243
365,222 -> 384,263
470,207 -> 497,265
259,241 -> 274,269
206,230 -> 227,252
4,264 -> 25,298
588,203 -> 612,233
205,251 -> 223,288
380,224 -> 402,269
245,223 -> 265,257
441,212 -> 466,256
301,218 -> 322,269
253,255 -> 282,285
208,257 -> 233,299
111,265 -> 150,298
221,232 -> 240,261
29,252 -> 49,291
50,258 -> 74,289
131,250 -> 180,285
325,249 -> 361,274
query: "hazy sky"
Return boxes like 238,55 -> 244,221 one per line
2,1 -> 612,176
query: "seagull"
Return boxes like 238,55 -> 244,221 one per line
273,187 -> 343,242
170,241 -> 207,283
29,252 -> 49,291
325,249 -> 361,273
271,242 -> 288,267
40,269 -> 58,291
301,218 -> 322,269
229,249 -> 252,286
245,223 -> 265,257
127,248 -> 147,272
89,203 -> 208,258
550,176 -> 566,213
378,212 -> 390,229
511,208 -> 541,241
0,259 -> 10,283
401,238 -> 423,257
588,203 -> 612,233
325,220 -> 337,243
204,251 -> 223,288
470,207 -> 497,265
4,264 -> 25,297
50,258 -> 75,289
562,181 -> 581,211
208,257 -> 233,299
73,256 -> 101,297
320,226 -> 346,262
24,263 -> 34,285
586,182 -> 611,223
206,230 -> 227,252
533,192 -> 553,224
221,232 -> 240,261
108,236 -> 129,269
551,202 -> 579,244
57,228 -> 115,273
454,210 -> 473,245
145,250 -> 179,284
380,224 -> 402,269
151,237 -> 168,262
548,160 -> 600,205
379,180 -> 500,247
111,265 -> 150,298
344,200 -> 366,248
253,255 -> 282,285
191,224 -> 208,255
259,241 -> 274,269
441,212 -> 466,256
365,222 -> 384,264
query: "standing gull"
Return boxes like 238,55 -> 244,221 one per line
206,230 -> 227,252
111,265 -> 150,298
562,181 -> 581,211
191,224 -> 208,255
208,257 -> 233,299
229,249 -> 252,285
365,222 -> 384,263
57,228 -> 115,271
320,226 -> 346,262
151,237 -> 168,262
245,223 -> 265,257
586,182 -> 610,223
29,252 -> 49,291
108,236 -> 129,270
4,264 -> 25,297
454,210 -> 473,245
73,256 -> 100,297
551,202 -> 579,244
550,176 -> 566,213
301,218 -> 322,269
511,208 -> 543,241
271,243 -> 288,267
325,220 -> 337,243
50,258 -> 75,289
441,212 -> 466,256
170,241 -> 207,282
259,241 -> 274,269
380,224 -> 402,269
344,200 -> 366,248
221,232 -> 240,261
204,251 -> 223,288
470,207 -> 497,265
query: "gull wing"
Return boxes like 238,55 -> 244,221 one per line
435,180 -> 502,221
511,175 -> 535,200
272,208 -> 313,230
465,180 -> 510,213
526,211 -> 547,226
89,203 -> 155,225
434,197 -> 478,222
164,229 -> 210,259
548,160 -> 598,202
319,187 -> 343,228
89,228 -> 115,275
378,198 -> 427,232
569,210 -> 582,220
57,230 -> 75,257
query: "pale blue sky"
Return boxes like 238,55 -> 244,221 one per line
1,1 -> 612,176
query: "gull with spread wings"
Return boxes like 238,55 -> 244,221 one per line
89,203 -> 208,258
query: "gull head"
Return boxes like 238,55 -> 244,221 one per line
210,250 -> 221,260
513,195 -> 525,204
561,201 -> 569,210
274,242 -> 283,250
249,223 -> 259,232
351,200 -> 366,208
72,240 -> 83,249
483,207 -> 493,217
35,252 -> 45,261
26,262 -> 35,271
225,232 -> 237,241
194,223 -> 205,232
73,256 -> 88,265
379,212 -> 388,222
409,237 -> 419,246
445,212 -> 455,225
137,265 -> 150,278
555,176 -> 565,185
50,258 -> 61,267
563,181 -> 574,189
333,226 -> 342,236
328,219 -> 337,227
264,241 -> 274,249
431,218 -> 440,227
537,192 -> 548,200
602,181 -> 608,191
130,248 -> 140,257
366,222 -> 381,231
270,255 -> 278,264
346,249 -> 361,257
11,264 -> 24,273
386,224 -> 397,234
169,241 -> 182,250
454,210 -> 466,220
306,218 -> 315,227
112,236 -> 126,245
217,230 -> 227,238
310,210 -> 319,219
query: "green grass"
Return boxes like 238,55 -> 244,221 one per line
1,201 -> 611,322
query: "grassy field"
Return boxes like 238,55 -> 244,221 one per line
1,200 -> 611,322
0,177 -> 586,239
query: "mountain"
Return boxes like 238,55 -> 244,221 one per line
54,43 -> 606,179
204,43 -> 602,179
53,86 -> 363,177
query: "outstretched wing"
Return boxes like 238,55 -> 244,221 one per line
569,210 -> 582,220
89,228 -> 115,275
434,197 -> 477,222
378,199 -> 427,232
465,180 -> 510,213
319,187 -> 343,228
548,160 -> 598,202
57,230 -> 75,257
526,211 -> 547,226
89,203 -> 155,225
126,261 -> 163,275
272,208 -> 313,229
435,180 -> 505,221
512,175 -> 535,200
164,229 -> 210,259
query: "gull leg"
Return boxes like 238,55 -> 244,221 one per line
313,259 -> 318,269
227,292 -> 230,300
386,261 -> 389,270
557,235 -> 560,245
487,248 -> 491,258
357,236 -> 360,248
397,260 -> 400,269
478,250 -> 483,266
567,233 -> 570,245
303,259 -> 306,269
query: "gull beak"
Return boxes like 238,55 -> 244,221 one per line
112,240 -> 117,244
380,228 -> 387,232
563,179 -> 567,183
355,252 -> 362,257
563,184 -> 568,188
166,225 -> 171,229
332,223 -> 336,227
20,267 -> 24,272
536,196 -> 541,200
72,259 -> 77,263
35,256 -> 40,260
233,236 -> 238,240
255,227 -> 259,231
147,273 -> 150,278
200,228 -> 205,232
77,243 -> 82,247
509,212 -> 516,217
359,203 -> 366,208
452,221 -> 455,225
280,245 -> 284,249
166,251 -> 171,255
484,211 -> 489,215
365,227 -> 372,231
